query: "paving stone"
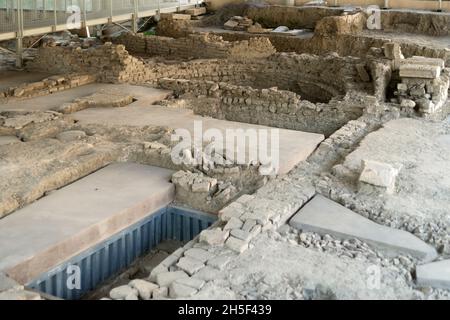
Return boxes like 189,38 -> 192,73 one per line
218,202 -> 245,221
230,228 -> 252,242
416,260 -> 450,290
289,195 -> 438,262
109,285 -> 138,300
152,286 -> 168,299
199,228 -> 230,246
160,253 -> 180,267
169,282 -> 198,298
250,224 -> 262,237
223,217 -> 243,230
242,219 -> 257,232
128,279 -> 159,300
207,254 -> 233,270
155,270 -> 188,287
184,248 -> 215,263
176,257 -> 205,276
225,236 -> 249,253
193,266 -> 220,281
175,277 -> 206,290
148,264 -> 169,282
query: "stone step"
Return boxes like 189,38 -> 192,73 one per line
416,260 -> 450,290
289,195 -> 438,262
0,163 -> 175,284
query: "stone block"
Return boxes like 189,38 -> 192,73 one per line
289,195 -> 438,262
225,236 -> 248,253
199,228 -> 230,246
400,64 -> 441,79
128,279 -> 158,300
185,7 -> 207,16
184,248 -> 215,263
416,260 -> 450,290
156,270 -> 189,287
223,217 -> 243,230
176,257 -> 205,276
169,282 -> 197,298
359,159 -> 401,193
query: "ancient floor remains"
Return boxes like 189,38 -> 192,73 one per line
0,3 -> 450,301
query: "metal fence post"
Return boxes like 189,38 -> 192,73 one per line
132,0 -> 138,33
16,0 -> 23,68
53,0 -> 57,31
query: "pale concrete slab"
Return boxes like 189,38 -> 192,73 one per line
0,163 -> 174,284
416,260 -> 450,290
73,105 -> 324,174
0,83 -> 171,112
289,195 -> 438,262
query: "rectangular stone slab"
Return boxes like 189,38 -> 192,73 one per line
289,195 -> 437,262
416,260 -> 450,290
0,163 -> 174,284
73,105 -> 325,175
399,64 -> 441,79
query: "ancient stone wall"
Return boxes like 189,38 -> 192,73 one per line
158,78 -> 366,136
26,43 -> 152,84
211,31 -> 450,66
114,33 -> 276,60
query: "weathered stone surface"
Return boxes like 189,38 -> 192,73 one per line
289,195 -> 438,262
207,254 -> 233,270
129,279 -> 158,300
152,286 -> 168,299
0,136 -> 21,146
174,277 -> 205,290
416,260 -> 450,290
169,282 -> 198,298
184,248 -> 215,263
223,217 -> 243,230
199,228 -> 230,246
56,130 -> 86,142
0,163 -> 175,284
401,56 -> 445,68
148,264 -> 169,282
359,160 -> 401,193
399,64 -> 441,79
109,285 -> 138,300
176,257 -> 205,276
225,236 -> 249,253
156,271 -> 189,287
230,228 -> 252,242
193,266 -> 220,281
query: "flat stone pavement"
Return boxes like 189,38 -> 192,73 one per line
0,83 -> 171,112
74,104 -> 325,175
416,260 -> 450,290
0,163 -> 175,284
289,195 -> 438,262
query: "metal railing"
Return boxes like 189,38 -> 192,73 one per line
0,0 -> 202,67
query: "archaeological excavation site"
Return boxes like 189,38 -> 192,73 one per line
0,0 -> 450,303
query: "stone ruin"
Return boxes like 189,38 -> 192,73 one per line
1,3 -> 450,301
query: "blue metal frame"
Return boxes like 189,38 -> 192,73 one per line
26,205 -> 216,300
